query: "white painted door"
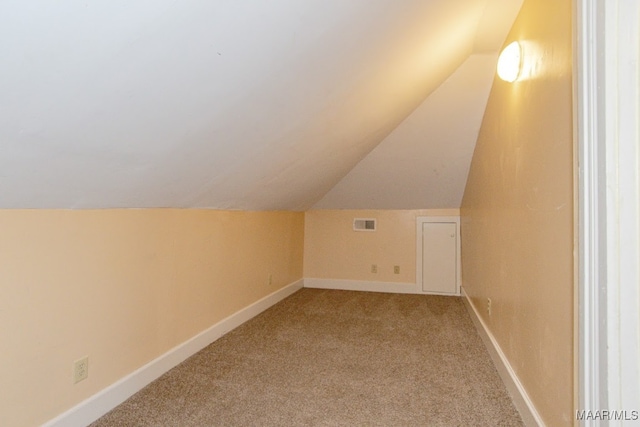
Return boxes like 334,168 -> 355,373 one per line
421,222 -> 457,294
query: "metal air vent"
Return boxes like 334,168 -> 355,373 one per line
353,218 -> 376,231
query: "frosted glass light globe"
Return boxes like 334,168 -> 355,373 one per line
497,41 -> 522,82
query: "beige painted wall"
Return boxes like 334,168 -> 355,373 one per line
304,209 -> 458,283
460,0 -> 573,425
0,209 -> 304,427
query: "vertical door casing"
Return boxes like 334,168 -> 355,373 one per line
416,216 -> 461,295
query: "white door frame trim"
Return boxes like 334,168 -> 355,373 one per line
575,0 -> 608,419
576,0 -> 640,424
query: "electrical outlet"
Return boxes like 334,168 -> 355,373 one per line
393,265 -> 400,274
73,356 -> 89,384
371,264 -> 377,273
487,298 -> 492,316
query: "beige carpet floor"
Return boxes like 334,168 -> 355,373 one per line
91,289 -> 523,426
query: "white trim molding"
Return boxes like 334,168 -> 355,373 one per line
304,278 -> 418,294
461,287 -> 545,427
575,0 -> 609,420
576,0 -> 640,425
42,280 -> 304,427
601,0 -> 640,419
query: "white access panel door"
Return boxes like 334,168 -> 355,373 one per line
421,222 -> 457,294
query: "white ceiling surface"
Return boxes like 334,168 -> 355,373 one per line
313,54 -> 498,210
0,0 -> 522,210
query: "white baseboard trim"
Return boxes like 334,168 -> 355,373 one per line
304,278 -> 418,294
460,286 -> 545,427
42,279 -> 304,427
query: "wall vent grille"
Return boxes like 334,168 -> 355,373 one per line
353,218 -> 376,231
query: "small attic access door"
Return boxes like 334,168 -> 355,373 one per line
416,216 -> 461,295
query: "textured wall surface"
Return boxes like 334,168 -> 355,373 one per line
460,0 -> 573,424
0,209 -> 304,426
304,209 -> 458,283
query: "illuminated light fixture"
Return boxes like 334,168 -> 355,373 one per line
497,41 -> 522,82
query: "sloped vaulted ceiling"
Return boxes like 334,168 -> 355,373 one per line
0,0 -> 522,210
